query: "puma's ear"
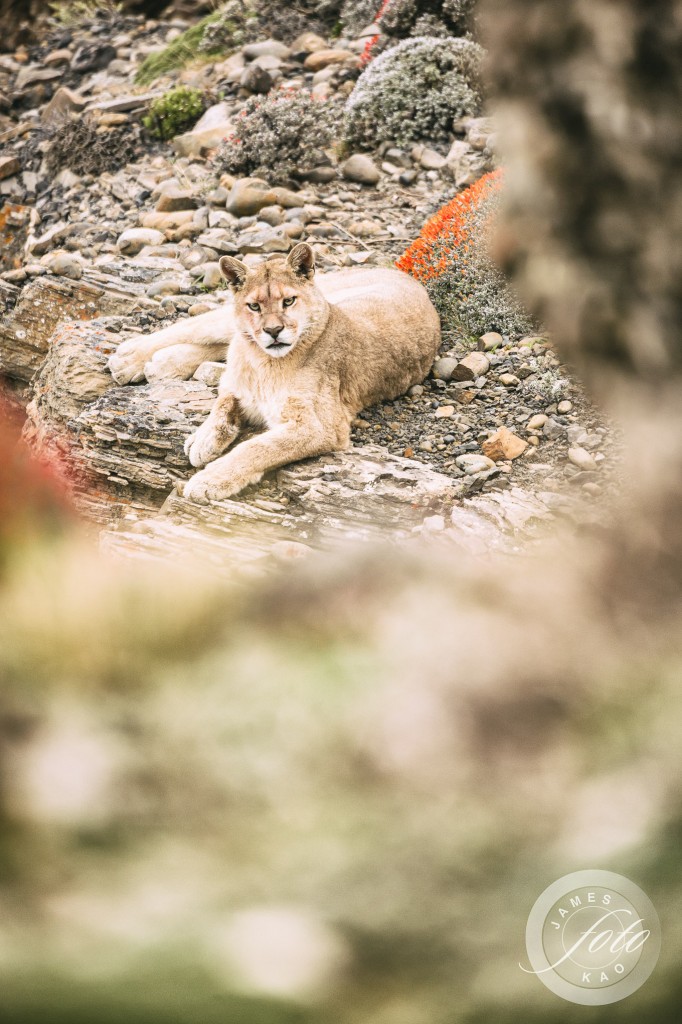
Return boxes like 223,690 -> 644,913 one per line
219,256 -> 249,290
287,242 -> 315,280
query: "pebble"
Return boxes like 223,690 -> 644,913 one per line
568,446 -> 598,471
459,351 -> 490,376
481,331 -> 504,351
226,178 -> 274,217
341,154 -> 381,186
304,49 -> 354,71
435,405 -> 455,418
431,357 -> 458,382
117,227 -> 165,254
498,373 -> 520,387
557,399 -> 573,413
481,426 -> 528,461
47,253 -> 83,279
527,413 -> 548,430
456,454 -> 496,474
0,156 -> 20,180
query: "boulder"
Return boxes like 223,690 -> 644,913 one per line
0,273 -> 152,384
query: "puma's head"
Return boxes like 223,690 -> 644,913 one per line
219,243 -> 327,358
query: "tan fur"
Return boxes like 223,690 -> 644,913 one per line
177,244 -> 440,502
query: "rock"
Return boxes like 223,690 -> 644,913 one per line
341,154 -> 381,186
0,274 -> 151,384
432,357 -> 459,381
557,399 -> 573,413
47,253 -> 83,280
543,418 -> 565,439
459,351 -> 490,376
27,323 -> 217,520
194,361 -> 225,387
202,263 -> 223,289
26,222 -> 68,257
103,443 -> 460,570
44,49 -> 71,67
422,514 -> 445,532
15,65 -> 63,90
419,148 -> 446,170
399,169 -> 418,186
568,446 -> 597,471
435,405 -> 455,418
41,85 -> 86,121
226,178 -> 273,217
0,156 -> 20,181
70,42 -> 116,73
498,373 -> 520,386
481,331 -> 504,350
481,426 -> 528,461
243,40 -> 291,60
84,91 -> 162,114
527,413 -> 548,430
140,210 -> 197,239
290,32 -> 327,55
240,63 -> 273,94
456,454 -> 497,475
172,103 -> 234,157
267,186 -> 305,209
156,189 -> 199,213
117,227 -> 165,254
304,49 -> 354,71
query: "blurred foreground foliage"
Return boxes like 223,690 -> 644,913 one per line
2,0 -> 682,1020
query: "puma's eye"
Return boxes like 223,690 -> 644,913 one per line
283,296 -> 297,308
247,302 -> 261,313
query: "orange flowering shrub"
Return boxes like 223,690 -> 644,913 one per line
397,170 -> 539,337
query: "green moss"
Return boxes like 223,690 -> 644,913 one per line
142,87 -> 205,141
134,11 -> 227,86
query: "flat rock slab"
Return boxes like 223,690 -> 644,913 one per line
101,447 -> 560,575
0,274 -> 152,383
24,318 -> 217,520
101,445 -> 458,573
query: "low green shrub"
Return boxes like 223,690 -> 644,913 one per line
135,7 -> 231,87
142,87 -> 205,141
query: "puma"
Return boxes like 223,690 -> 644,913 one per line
109,243 -> 440,502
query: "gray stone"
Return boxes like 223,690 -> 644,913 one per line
226,178 -> 273,217
0,156 -> 20,181
47,253 -> 83,279
341,154 -> 381,186
117,228 -> 166,255
41,85 -> 86,122
243,39 -> 291,60
172,103 -> 234,157
456,454 -> 497,475
568,446 -> 598,471
459,351 -> 490,376
432,357 -> 459,382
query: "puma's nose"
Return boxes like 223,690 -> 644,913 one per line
264,324 -> 283,340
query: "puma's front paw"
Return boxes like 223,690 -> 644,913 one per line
145,344 -> 201,383
179,467 -> 241,504
108,337 -> 152,385
184,418 -> 238,468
